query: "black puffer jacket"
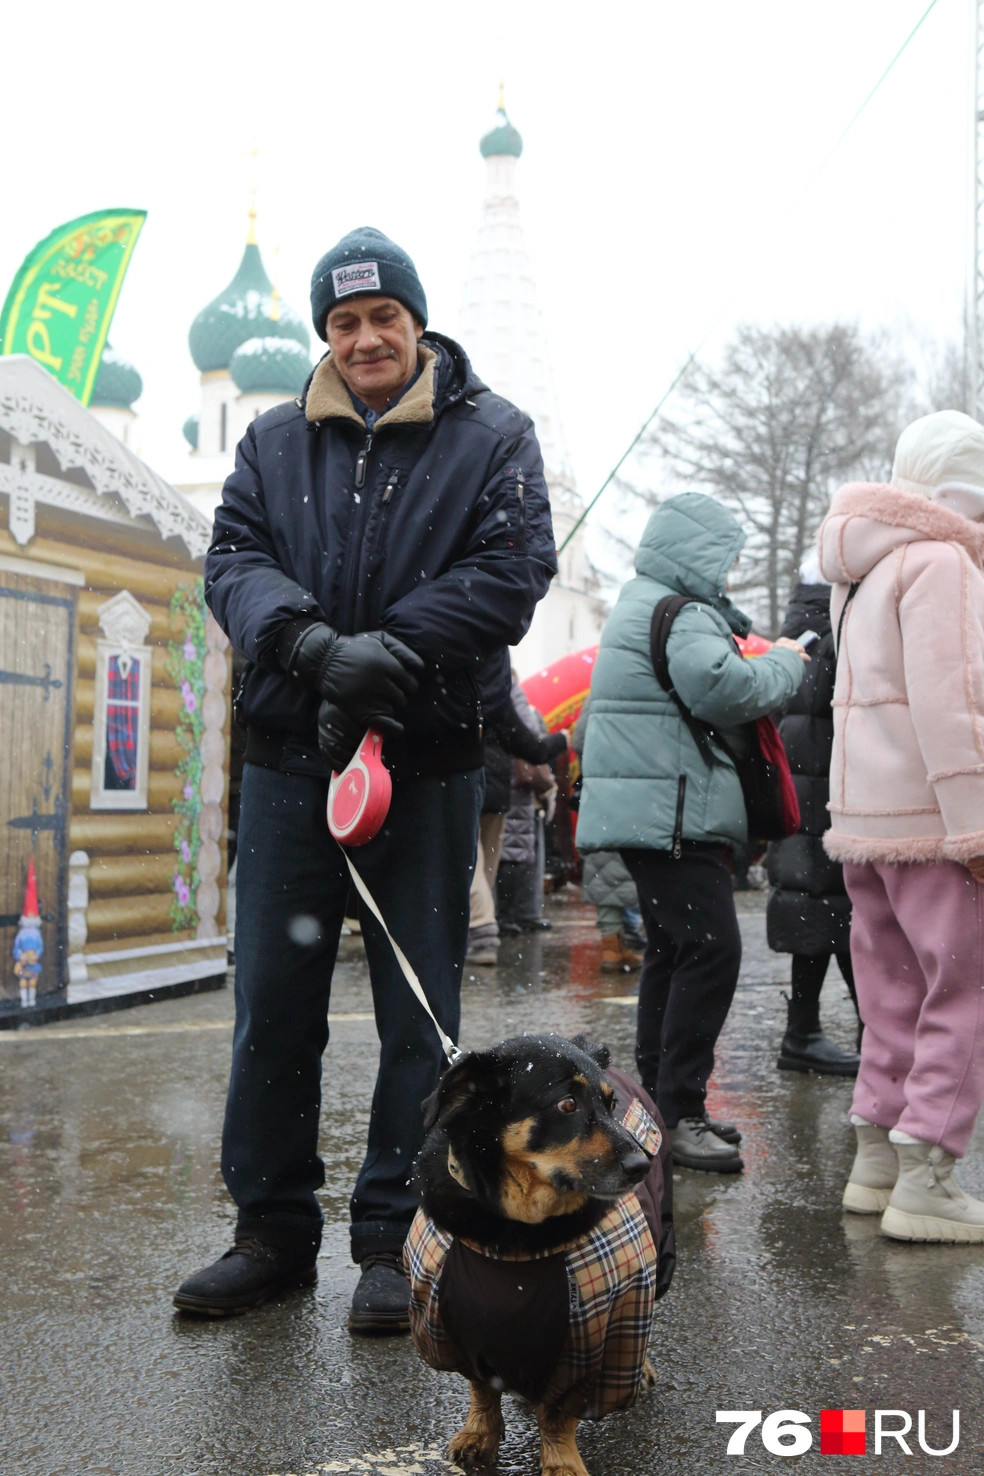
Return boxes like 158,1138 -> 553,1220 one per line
205,333 -> 557,780
766,582 -> 851,955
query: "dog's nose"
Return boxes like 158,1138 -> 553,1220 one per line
620,1149 -> 650,1183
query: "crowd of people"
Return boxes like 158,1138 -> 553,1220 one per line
172,226 -> 984,1333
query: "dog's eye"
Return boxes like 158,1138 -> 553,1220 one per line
557,1096 -> 577,1114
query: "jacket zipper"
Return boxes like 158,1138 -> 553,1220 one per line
340,428 -> 376,627
515,467 -> 526,547
672,775 -> 687,860
465,669 -> 484,741
354,430 -> 373,489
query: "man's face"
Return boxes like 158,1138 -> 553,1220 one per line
326,296 -> 423,409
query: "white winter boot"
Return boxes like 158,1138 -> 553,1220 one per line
842,1122 -> 897,1214
880,1139 -> 984,1243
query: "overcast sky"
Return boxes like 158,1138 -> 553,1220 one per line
2,0 -> 970,561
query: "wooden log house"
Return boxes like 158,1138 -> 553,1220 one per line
0,356 -> 230,1023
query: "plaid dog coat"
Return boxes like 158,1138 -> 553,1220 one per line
404,1070 -> 669,1420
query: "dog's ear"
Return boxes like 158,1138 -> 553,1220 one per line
421,1050 -> 499,1132
571,1034 -> 611,1070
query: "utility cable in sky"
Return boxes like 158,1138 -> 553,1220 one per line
559,0 -> 943,555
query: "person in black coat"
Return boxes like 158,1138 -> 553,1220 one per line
766,556 -> 861,1075
175,227 -> 557,1327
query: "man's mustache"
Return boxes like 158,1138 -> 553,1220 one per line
352,348 -> 398,365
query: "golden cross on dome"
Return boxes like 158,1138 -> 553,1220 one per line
498,81 -> 505,112
243,137 -> 266,243
270,246 -> 282,321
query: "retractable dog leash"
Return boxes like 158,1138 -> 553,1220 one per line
327,730 -> 463,1065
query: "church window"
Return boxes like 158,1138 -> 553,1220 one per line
90,591 -> 152,810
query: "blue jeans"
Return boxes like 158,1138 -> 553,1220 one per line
223,762 -> 482,1262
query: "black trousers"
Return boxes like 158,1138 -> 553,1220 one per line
223,762 -> 482,1263
789,951 -> 858,1029
620,847 -> 742,1128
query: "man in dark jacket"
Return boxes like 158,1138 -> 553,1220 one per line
173,227 -> 556,1327
766,556 -> 861,1074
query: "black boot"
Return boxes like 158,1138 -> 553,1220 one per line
173,1235 -> 317,1316
348,1251 -> 411,1334
777,955 -> 860,1077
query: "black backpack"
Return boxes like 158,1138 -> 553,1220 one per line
649,595 -> 800,845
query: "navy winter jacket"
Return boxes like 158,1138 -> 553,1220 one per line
204,334 -> 557,779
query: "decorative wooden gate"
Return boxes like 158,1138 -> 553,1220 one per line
0,570 -> 76,1004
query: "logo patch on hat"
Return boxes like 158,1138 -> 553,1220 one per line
332,261 -> 381,297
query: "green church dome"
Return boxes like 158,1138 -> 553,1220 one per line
182,414 -> 199,450
480,105 -> 523,160
230,336 -> 311,396
90,344 -> 142,407
189,240 -> 310,374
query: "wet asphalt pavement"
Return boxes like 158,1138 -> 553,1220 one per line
3,890 -> 983,1475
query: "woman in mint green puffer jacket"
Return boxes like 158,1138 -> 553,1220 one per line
578,493 -> 805,854
578,492 -> 806,1172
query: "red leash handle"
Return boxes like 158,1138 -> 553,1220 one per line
327,729 -> 393,846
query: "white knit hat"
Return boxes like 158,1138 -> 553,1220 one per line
891,409 -> 984,520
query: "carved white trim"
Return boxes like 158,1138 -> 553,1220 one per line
97,589 -> 153,650
0,356 -> 211,557
0,461 -> 135,538
67,851 -> 90,982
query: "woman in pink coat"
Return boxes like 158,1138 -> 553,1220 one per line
820,410 -> 984,1242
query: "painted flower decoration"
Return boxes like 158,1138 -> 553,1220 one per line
168,580 -> 209,933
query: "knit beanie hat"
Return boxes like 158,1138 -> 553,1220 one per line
310,227 -> 428,340
891,409 -> 984,521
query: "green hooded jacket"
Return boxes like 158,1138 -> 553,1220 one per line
577,493 -> 805,854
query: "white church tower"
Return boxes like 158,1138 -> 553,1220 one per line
459,93 -> 605,675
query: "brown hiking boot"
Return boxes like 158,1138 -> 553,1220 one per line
600,932 -> 643,973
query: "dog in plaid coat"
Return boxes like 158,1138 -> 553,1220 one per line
404,1034 -> 674,1475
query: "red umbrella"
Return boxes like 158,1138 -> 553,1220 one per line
521,647 -> 599,733
521,633 -> 773,732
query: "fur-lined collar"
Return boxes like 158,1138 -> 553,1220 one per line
828,481 -> 984,560
304,344 -> 438,427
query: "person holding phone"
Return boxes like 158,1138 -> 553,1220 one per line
578,493 -> 808,1171
765,553 -> 862,1075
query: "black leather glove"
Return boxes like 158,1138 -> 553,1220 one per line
317,702 -> 364,772
286,624 -> 423,725
317,701 -> 406,771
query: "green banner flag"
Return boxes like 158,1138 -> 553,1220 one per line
0,208 -> 146,404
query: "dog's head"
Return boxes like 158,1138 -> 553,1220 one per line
421,1033 -> 651,1225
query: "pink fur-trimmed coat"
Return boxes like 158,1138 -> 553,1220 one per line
818,482 -> 984,866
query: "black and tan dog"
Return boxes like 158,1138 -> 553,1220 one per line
404,1033 -> 674,1476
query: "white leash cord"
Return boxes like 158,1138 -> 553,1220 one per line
338,845 -> 463,1065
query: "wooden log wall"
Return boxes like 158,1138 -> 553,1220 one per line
0,513 -> 231,956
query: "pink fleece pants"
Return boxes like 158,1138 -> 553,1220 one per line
844,860 -> 984,1156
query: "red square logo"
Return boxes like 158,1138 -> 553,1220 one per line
820,1410 -> 866,1456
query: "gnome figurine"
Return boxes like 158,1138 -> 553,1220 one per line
13,859 -> 43,1008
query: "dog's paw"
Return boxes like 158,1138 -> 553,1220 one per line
541,1462 -> 590,1476
448,1428 -> 501,1468
642,1354 -> 657,1389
